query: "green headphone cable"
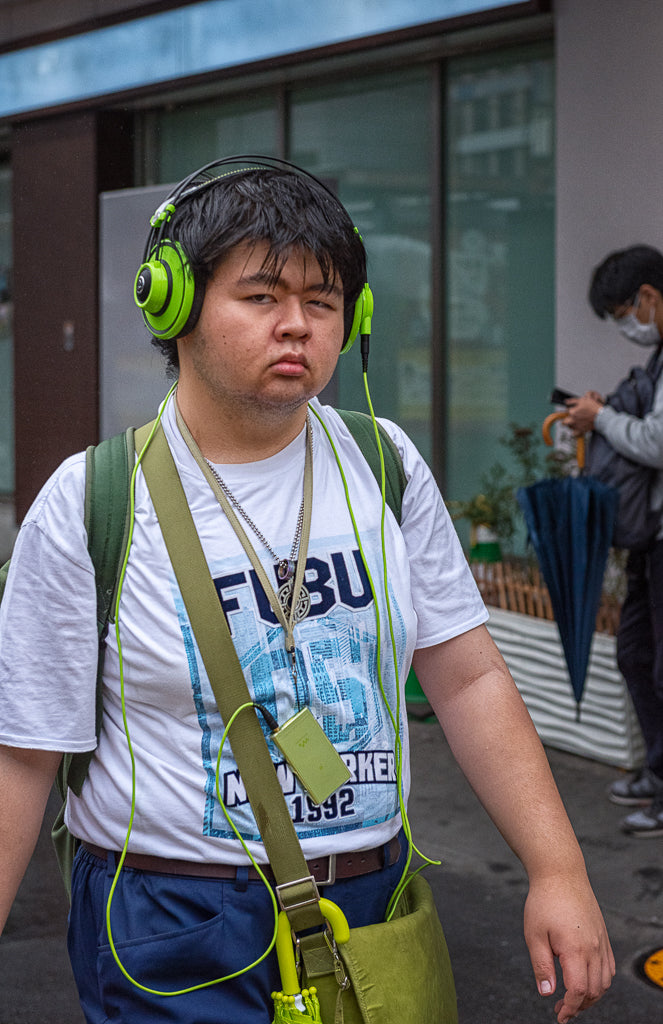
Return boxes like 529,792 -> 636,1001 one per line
105,383 -> 279,996
358,375 -> 441,913
309,379 -> 441,920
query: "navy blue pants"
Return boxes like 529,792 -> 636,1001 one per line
617,539 -> 663,779
68,838 -> 407,1023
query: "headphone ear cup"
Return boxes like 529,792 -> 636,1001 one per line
341,283 -> 374,354
134,240 -> 202,340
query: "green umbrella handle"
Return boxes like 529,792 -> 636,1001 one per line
275,899 -> 350,995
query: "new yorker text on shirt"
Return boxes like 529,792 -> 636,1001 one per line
223,748 -> 397,808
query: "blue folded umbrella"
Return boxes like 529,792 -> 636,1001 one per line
516,475 -> 619,714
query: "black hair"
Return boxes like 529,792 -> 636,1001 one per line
150,167 -> 367,372
588,244 -> 663,318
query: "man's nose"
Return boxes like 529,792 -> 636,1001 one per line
276,297 -> 311,339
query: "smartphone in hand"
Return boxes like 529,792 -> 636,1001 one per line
550,387 -> 576,404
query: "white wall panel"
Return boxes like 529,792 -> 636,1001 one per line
487,607 -> 645,769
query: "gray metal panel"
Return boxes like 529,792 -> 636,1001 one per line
99,184 -> 174,439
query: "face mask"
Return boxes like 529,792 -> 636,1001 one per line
617,312 -> 662,346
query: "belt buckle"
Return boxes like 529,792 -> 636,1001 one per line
319,853 -> 336,886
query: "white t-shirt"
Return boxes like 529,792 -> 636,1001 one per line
0,396 -> 487,863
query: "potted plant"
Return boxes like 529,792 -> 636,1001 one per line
448,425 -> 569,561
447,466 -> 516,561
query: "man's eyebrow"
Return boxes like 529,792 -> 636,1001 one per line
237,269 -> 275,286
237,271 -> 343,296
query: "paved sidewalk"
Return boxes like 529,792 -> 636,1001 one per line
408,716 -> 663,1024
1,718 -> 662,1023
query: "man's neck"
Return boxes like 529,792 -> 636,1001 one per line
174,387 -> 309,463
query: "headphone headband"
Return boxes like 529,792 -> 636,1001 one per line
167,154 -> 346,212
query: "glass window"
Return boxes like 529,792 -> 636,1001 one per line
137,43 -> 554,509
289,70 -> 433,461
146,94 -> 279,183
445,44 -> 554,548
0,159 -> 12,494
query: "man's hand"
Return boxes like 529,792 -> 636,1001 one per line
564,392 -> 604,435
524,874 -> 615,1023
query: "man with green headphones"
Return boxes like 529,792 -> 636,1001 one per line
0,158 -> 613,1023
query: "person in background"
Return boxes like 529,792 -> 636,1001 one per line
565,244 -> 663,837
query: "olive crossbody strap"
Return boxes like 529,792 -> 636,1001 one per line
138,422 -> 325,934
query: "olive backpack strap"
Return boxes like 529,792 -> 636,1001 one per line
52,425 -> 140,895
335,409 -> 407,525
0,430 -> 134,635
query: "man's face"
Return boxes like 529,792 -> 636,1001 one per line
610,284 -> 663,346
610,284 -> 663,331
178,241 -> 345,418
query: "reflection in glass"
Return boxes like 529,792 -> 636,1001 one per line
290,71 -> 433,461
446,44 -> 555,550
146,96 -> 278,183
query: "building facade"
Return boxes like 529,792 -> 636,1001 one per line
2,1 -> 660,558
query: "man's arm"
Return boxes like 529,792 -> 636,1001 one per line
0,745 -> 62,934
565,385 -> 663,467
413,625 -> 615,1024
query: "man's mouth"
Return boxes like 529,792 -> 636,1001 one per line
271,355 -> 308,375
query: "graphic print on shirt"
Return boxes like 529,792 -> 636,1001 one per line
170,530 -> 408,843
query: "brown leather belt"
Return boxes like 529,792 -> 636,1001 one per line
81,835 -> 401,886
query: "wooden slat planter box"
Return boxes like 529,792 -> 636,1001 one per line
470,559 -> 621,636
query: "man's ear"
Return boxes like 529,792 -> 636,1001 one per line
642,284 -> 663,332
639,283 -> 660,306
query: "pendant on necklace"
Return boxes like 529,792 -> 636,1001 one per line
277,558 -> 295,582
278,578 -> 312,623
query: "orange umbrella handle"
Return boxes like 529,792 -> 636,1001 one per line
542,410 -> 585,469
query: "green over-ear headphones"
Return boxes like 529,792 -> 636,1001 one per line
134,155 -> 374,354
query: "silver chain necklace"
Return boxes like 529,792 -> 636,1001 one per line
204,415 -> 312,622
